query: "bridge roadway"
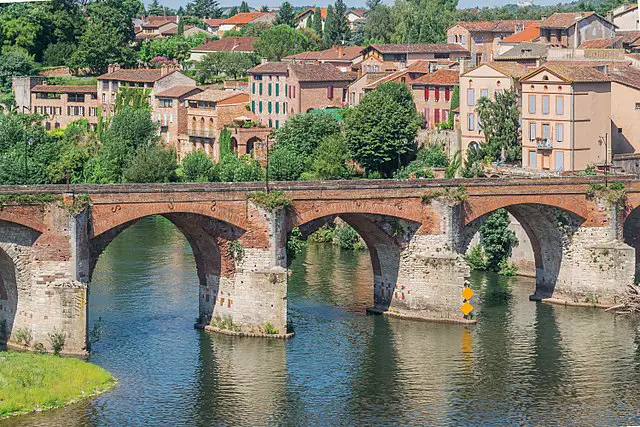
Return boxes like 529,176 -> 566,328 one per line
0,177 -> 638,355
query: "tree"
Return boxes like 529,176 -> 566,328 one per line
122,144 -> 178,183
313,7 -> 323,37
273,111 -> 340,157
228,6 -> 238,17
147,0 -> 164,15
479,209 -> 518,271
275,2 -> 296,27
364,0 -> 392,43
323,5 -> 336,47
260,5 -> 270,12
195,52 -> 257,82
0,51 -> 38,92
254,25 -> 320,61
307,11 -> 314,30
333,0 -> 350,45
177,19 -> 185,36
267,145 -> 306,181
343,82 -> 419,177
310,135 -> 351,180
42,42 -> 76,67
239,1 -> 250,13
448,85 -> 459,128
190,0 -> 222,18
182,150 -> 215,181
475,88 -> 521,162
391,0 -> 456,44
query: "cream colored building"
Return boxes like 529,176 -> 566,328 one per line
520,64 -> 611,172
609,66 -> 640,155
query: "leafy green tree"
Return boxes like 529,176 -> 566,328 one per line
195,52 -> 257,82
323,5 -> 336,47
42,42 -> 76,67
307,11 -> 314,30
122,144 -> 178,183
274,111 -> 340,157
147,0 -> 164,15
312,6 -> 323,37
260,5 -> 270,12
241,22 -> 273,37
228,6 -> 238,17
461,144 -> 486,178
393,143 -> 448,179
333,0 -> 350,45
268,145 -> 306,181
212,128 -> 263,182
239,1 -> 250,13
254,25 -> 320,61
182,150 -> 215,181
310,135 -> 351,180
139,34 -> 210,64
476,88 -> 521,162
343,82 -> 419,177
364,0 -> 392,43
46,120 -> 98,184
275,2 -> 296,27
479,209 -> 518,271
0,51 -> 38,92
190,0 -> 222,18
391,0 -> 456,44
177,19 -> 185,36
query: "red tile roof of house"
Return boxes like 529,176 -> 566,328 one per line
146,15 -> 179,24
97,68 -> 178,83
155,86 -> 202,98
523,63 -> 610,83
223,12 -> 273,25
579,36 -> 623,49
618,30 -> 640,45
412,69 -> 459,86
248,62 -> 290,74
368,43 -> 469,54
295,7 -> 328,21
462,61 -> 529,78
163,25 -> 206,36
32,85 -> 97,93
609,65 -> 640,90
364,64 -> 431,89
186,89 -> 247,102
455,20 -> 538,33
350,9 -> 366,17
283,46 -> 364,62
204,18 -> 226,27
289,63 -> 356,82
500,22 -> 541,43
192,37 -> 257,52
141,20 -> 175,29
539,12 -> 608,29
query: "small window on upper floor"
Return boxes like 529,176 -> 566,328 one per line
636,103 -> 640,110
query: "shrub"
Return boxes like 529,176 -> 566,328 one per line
498,259 -> 518,276
262,322 -> 279,335
310,135 -> 351,180
14,327 -> 32,347
286,227 -> 306,259
210,315 -> 240,331
248,190 -> 292,211
182,150 -> 215,182
47,328 -> 66,356
466,245 -> 489,271
480,209 -> 518,271
122,144 -> 178,183
337,225 -> 365,250
267,145 -> 306,181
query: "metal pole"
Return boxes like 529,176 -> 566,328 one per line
24,137 -> 28,184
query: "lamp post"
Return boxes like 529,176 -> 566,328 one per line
599,133 -> 608,187
24,136 -> 33,185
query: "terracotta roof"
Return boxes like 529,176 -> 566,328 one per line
192,37 -> 257,52
364,64 -> 431,89
223,12 -> 273,25
614,3 -> 638,16
248,62 -> 289,74
295,7 -> 327,21
283,46 -> 364,62
186,89 -> 246,102
523,63 -> 610,83
496,42 -> 548,60
406,60 -> 434,73
368,43 -> 469,54
97,68 -> 177,83
412,69 -> 459,86
31,85 -> 97,93
455,20 -> 538,33
579,36 -> 622,49
462,61 -> 529,78
163,25 -> 205,35
539,12 -> 603,29
609,65 -> 640,90
626,53 -> 640,61
146,15 -> 179,24
155,86 -> 202,98
500,22 -> 541,43
142,20 -> 174,29
204,18 -> 226,27
349,9 -> 366,17
617,30 -> 640,45
289,63 -> 356,82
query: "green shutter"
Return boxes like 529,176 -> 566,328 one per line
275,102 -> 279,114
259,101 -> 262,113
259,83 -> 262,95
252,82 -> 255,94
275,84 -> 279,96
275,120 -> 279,129
251,101 -> 255,112
268,102 -> 272,113
268,84 -> 272,96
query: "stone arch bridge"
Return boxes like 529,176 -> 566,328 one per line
0,178 -> 639,355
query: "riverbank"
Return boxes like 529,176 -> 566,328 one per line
0,351 -> 116,419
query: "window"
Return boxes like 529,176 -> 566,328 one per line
448,35 -> 455,43
556,123 -> 563,142
268,102 -> 272,113
445,87 -> 450,101
528,95 -> 536,114
102,93 -> 106,103
556,96 -> 564,115
461,35 -> 466,44
435,87 -> 440,101
268,83 -> 272,96
529,150 -> 537,167
542,124 -> 550,140
89,107 -> 97,116
285,84 -> 288,98
327,85 -> 333,99
102,81 -> 109,90
275,102 -> 279,114
259,101 -> 262,113
529,122 -> 536,140
467,88 -> 475,106
113,82 -> 119,91
269,119 -> 273,127
275,83 -> 279,96
36,92 -> 61,99
635,102 -> 640,110
481,89 -> 488,98
293,86 -> 296,98
424,87 -> 429,101
251,100 -> 255,112
275,120 -> 279,129
159,99 -> 173,108
259,83 -> 263,95
424,108 -> 430,127
45,122 -> 51,131
68,93 -> 85,103
555,151 -> 564,172
434,108 -> 440,123
54,122 -> 60,129
252,82 -> 255,94
542,95 -> 549,115
467,113 -> 475,131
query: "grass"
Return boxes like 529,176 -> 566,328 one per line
0,351 -> 116,419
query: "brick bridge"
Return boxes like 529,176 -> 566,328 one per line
1,178 -> 639,355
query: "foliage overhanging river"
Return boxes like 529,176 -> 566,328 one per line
3,216 -> 640,426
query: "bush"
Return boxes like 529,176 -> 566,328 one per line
286,227 -> 306,258
122,144 -> 178,183
14,327 -> 32,347
310,135 -> 351,180
43,43 -> 76,67
215,154 -> 262,182
47,328 -> 66,356
337,225 -> 365,250
479,209 -> 518,271
273,111 -> 340,157
267,145 -> 306,181
498,259 -> 518,276
248,190 -> 292,211
262,322 -> 279,335
182,150 -> 215,182
466,245 -> 489,271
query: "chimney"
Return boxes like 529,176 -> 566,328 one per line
107,63 -> 121,74
261,57 -> 269,64
337,45 -> 344,57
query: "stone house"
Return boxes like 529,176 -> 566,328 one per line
495,42 -> 549,67
537,12 -> 616,49
520,64 -> 611,172
447,20 -> 538,65
411,69 -> 459,129
30,85 -> 99,131
347,71 -> 394,106
359,44 -> 469,73
497,22 -> 542,55
282,46 -> 364,72
217,12 -> 275,37
154,85 -> 204,158
459,62 -> 528,161
608,66 -> 640,156
608,3 -> 638,31
189,37 -> 257,62
204,18 -> 226,35
97,65 -> 196,115
248,62 -> 356,127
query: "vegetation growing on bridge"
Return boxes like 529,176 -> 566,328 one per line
248,191 -> 292,211
421,185 -> 468,206
0,351 -> 115,419
586,182 -> 627,207
466,209 -> 519,275
0,193 -> 61,209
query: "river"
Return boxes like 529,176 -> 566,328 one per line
4,216 -> 640,426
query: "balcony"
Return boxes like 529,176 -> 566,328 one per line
189,129 -> 217,139
536,137 -> 553,150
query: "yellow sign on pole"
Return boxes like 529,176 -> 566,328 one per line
460,286 -> 474,316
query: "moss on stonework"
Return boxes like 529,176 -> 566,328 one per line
247,191 -> 292,211
0,194 -> 62,209
421,185 -> 468,206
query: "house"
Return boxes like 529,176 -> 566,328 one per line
347,71 -> 394,106
498,22 -> 541,54
411,69 -> 459,129
154,85 -> 204,157
181,90 -> 251,161
97,64 -> 196,115
447,20 -> 538,64
618,30 -> 640,52
520,64 -> 611,172
29,85 -> 99,131
347,9 -> 366,30
608,66 -> 640,156
608,3 -> 639,31
537,12 -> 616,49
217,12 -> 276,37
360,44 -> 469,73
248,62 -> 356,127
579,36 -> 624,49
161,25 -> 209,37
282,46 -> 364,72
459,62 -> 529,161
135,20 -> 178,40
204,18 -> 226,34
189,37 -> 257,62
495,42 -> 549,67
295,8 -> 327,29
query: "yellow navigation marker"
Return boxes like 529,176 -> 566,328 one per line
461,287 -> 474,301
460,301 -> 473,316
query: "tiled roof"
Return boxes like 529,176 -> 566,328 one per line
368,43 -> 469,54
617,30 -> 640,45
163,25 -> 205,35
192,37 -> 257,52
349,9 -> 366,17
204,18 -> 226,27
614,3 -> 638,16
455,20 -> 538,33
295,7 -> 327,21
626,53 -> 640,61
223,12 -> 273,25
289,63 -> 356,82
579,36 -> 622,49
155,85 -> 202,98
406,60 -> 434,73
187,89 -> 246,102
283,46 -> 364,62
500,22 -> 541,43
524,63 -> 610,83
364,63 -> 431,89
412,69 -> 459,86
539,12 -> 602,29
496,42 -> 548,60
462,61 -> 529,78
608,65 -> 640,90
141,20 -> 174,29
146,15 -> 179,24
31,85 -> 97,93
248,62 -> 290,74
97,68 -> 175,83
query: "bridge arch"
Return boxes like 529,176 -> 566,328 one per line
622,206 -> 640,280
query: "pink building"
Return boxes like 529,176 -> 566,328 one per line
411,69 -> 459,129
359,44 -> 469,73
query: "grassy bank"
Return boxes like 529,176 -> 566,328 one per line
0,351 -> 116,419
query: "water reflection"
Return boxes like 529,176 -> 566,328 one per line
3,217 -> 640,426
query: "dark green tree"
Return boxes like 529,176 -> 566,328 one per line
42,42 -> 76,67
312,6 -> 323,37
191,0 -> 222,18
333,0 -> 350,44
323,5 -> 336,47
182,150 -> 215,181
275,1 -> 296,27
122,144 -> 178,183
260,5 -> 270,12
177,19 -> 185,36
0,51 -> 38,92
273,111 -> 340,157
254,25 -> 320,61
267,145 -> 306,181
475,88 -> 521,162
479,209 -> 518,271
310,135 -> 351,180
147,0 -> 164,15
343,82 -> 419,177
239,1 -> 250,13
228,6 -> 238,17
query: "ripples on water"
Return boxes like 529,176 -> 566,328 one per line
4,217 -> 640,426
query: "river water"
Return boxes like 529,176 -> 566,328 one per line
4,217 -> 640,426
